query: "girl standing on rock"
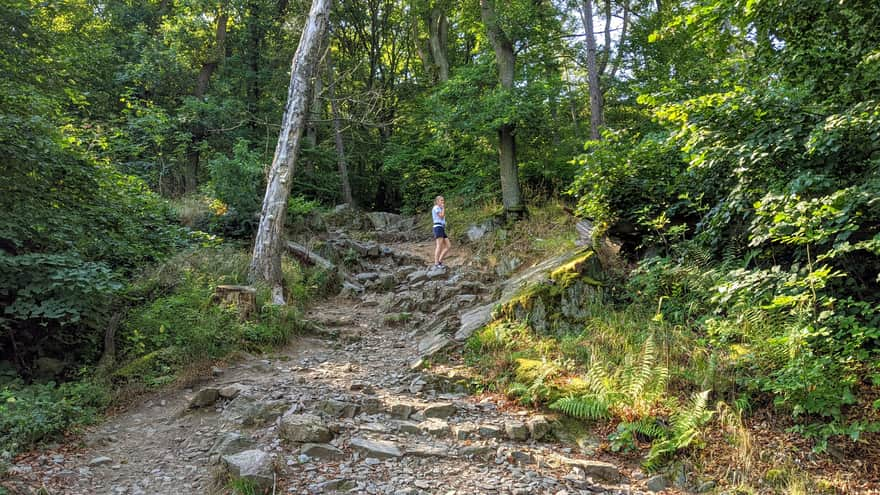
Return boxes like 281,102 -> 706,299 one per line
432,196 -> 451,268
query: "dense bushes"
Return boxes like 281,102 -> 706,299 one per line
569,23 -> 880,447
0,105 -> 186,376
115,246 -> 322,386
0,380 -> 108,456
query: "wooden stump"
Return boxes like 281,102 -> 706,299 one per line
215,285 -> 257,320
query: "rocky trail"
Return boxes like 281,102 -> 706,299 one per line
6,215 -> 653,495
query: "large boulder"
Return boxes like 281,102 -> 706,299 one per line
279,412 -> 333,443
222,450 -> 275,488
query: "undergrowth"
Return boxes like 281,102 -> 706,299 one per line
462,207 -> 879,488
0,244 -> 329,457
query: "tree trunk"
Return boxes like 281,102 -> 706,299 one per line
598,0 -> 612,76
609,0 -> 630,80
249,0 -> 332,304
480,0 -> 524,216
303,65 -> 323,175
579,0 -> 604,140
327,53 -> 353,206
428,7 -> 449,82
185,9 -> 229,194
214,285 -> 257,320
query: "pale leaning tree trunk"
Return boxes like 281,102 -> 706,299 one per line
249,0 -> 332,304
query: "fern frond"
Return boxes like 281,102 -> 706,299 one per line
550,395 -> 611,420
623,337 -> 657,399
623,417 -> 667,440
671,390 -> 713,438
585,358 -> 611,395
643,390 -> 714,472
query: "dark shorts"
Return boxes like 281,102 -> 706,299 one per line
433,225 -> 447,239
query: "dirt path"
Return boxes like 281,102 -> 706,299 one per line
6,234 -> 644,495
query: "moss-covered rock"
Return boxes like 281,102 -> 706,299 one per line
495,249 -> 603,334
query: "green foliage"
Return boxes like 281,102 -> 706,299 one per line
228,477 -> 266,495
551,337 -> 669,422
643,391 -> 714,472
568,129 -> 698,248
550,395 -> 611,421
0,379 -> 108,455
116,246 -> 308,387
206,139 -> 266,236
568,0 -> 880,451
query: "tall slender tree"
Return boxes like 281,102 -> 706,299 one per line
249,0 -> 332,303
579,0 -> 604,140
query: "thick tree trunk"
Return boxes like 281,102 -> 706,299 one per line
480,0 -> 524,216
249,0 -> 332,304
428,7 -> 449,82
580,0 -> 604,140
327,53 -> 353,206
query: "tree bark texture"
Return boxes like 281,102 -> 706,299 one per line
480,0 -> 523,214
327,52 -> 354,206
579,0 -> 604,140
249,0 -> 332,304
428,7 -> 449,82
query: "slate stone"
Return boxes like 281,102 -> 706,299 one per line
558,457 -> 620,482
188,388 -> 220,409
422,402 -> 456,419
301,443 -> 344,461
349,437 -> 402,459
209,432 -> 255,458
222,450 -> 274,488
526,415 -> 551,440
505,421 -> 529,441
279,412 -> 332,443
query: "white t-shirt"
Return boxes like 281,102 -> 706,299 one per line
432,205 -> 445,226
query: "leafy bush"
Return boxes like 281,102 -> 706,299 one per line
0,380 -> 108,455
0,93 -> 185,373
206,139 -> 265,236
116,246 -> 312,386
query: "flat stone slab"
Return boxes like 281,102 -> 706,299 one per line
455,304 -> 494,341
418,419 -> 450,437
301,443 -> 344,461
417,331 -> 454,358
279,412 -> 332,443
559,457 -> 620,482
189,388 -> 220,408
209,432 -> 255,458
405,444 -> 451,458
349,437 -> 402,459
505,421 -> 529,441
422,402 -> 456,419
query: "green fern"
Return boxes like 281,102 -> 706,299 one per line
624,417 -> 667,440
643,390 -> 714,472
550,395 -> 611,420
